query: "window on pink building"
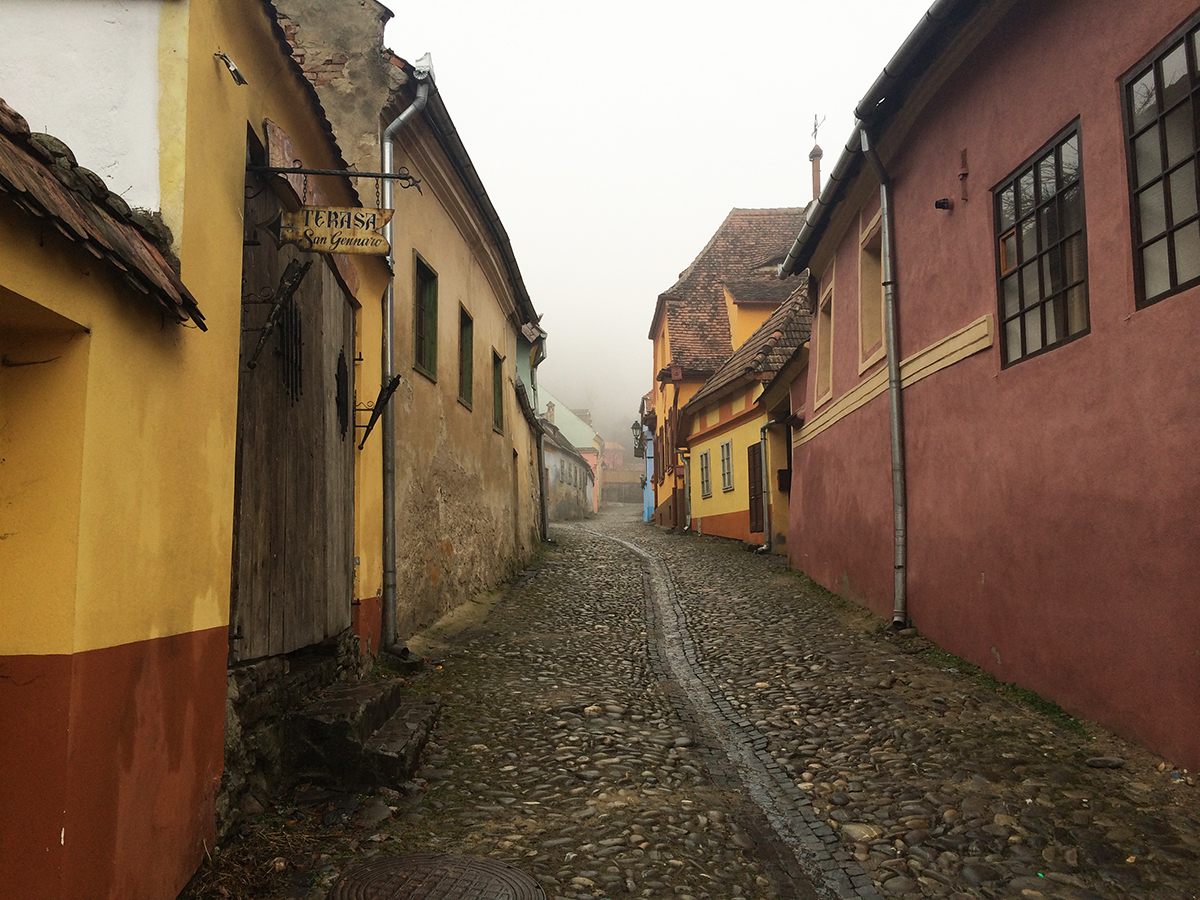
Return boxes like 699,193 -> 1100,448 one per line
1124,13 -> 1200,306
994,123 -> 1089,366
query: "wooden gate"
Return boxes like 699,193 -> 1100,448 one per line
229,175 -> 356,663
747,443 -> 764,534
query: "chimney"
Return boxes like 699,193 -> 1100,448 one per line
809,143 -> 824,204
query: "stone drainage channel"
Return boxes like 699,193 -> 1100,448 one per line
590,528 -> 883,900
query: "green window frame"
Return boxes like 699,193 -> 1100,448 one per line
458,305 -> 473,408
413,255 -> 437,379
491,349 -> 504,433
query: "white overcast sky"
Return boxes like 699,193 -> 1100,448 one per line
382,1 -> 932,443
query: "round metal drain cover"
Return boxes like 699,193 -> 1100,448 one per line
330,853 -> 547,899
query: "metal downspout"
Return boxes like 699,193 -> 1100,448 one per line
380,60 -> 432,652
757,419 -> 781,553
860,127 -> 908,627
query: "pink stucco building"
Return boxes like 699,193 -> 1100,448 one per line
775,0 -> 1200,768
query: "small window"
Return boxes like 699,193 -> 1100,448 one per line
491,350 -> 504,432
414,256 -> 438,379
995,123 -> 1089,365
815,279 -> 834,403
859,215 -> 884,369
720,440 -> 734,492
1124,13 -> 1200,306
458,306 -> 473,407
699,451 -> 712,498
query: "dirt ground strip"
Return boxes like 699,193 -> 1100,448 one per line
187,507 -> 1199,899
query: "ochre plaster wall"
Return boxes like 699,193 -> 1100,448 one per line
788,0 -> 1200,767
688,386 -> 766,542
0,2 -> 392,896
380,122 -> 543,639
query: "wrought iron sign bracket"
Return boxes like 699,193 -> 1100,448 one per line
247,163 -> 422,194
355,374 -> 402,450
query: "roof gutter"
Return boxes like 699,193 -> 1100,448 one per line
778,0 -> 976,279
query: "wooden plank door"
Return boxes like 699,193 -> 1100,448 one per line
229,176 -> 355,663
748,443 -> 764,534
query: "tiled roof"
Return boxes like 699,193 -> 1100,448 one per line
722,274 -> 798,305
655,207 -> 806,374
0,98 -> 205,329
683,287 -> 810,414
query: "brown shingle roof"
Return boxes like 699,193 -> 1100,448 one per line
683,287 -> 810,414
0,98 -> 204,329
722,274 -> 798,305
653,207 -> 806,375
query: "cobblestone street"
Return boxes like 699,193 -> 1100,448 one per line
194,508 -> 1199,899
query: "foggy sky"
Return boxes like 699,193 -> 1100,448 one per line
382,1 -> 934,445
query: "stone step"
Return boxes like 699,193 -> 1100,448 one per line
287,679 -> 440,790
357,696 -> 442,788
294,678 -> 408,746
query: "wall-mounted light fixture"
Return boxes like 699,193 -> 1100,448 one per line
215,51 -> 248,86
934,198 -> 954,211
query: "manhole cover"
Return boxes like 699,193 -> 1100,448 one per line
329,853 -> 547,899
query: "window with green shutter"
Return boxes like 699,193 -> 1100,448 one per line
413,255 -> 438,379
492,349 -> 504,433
458,306 -> 473,407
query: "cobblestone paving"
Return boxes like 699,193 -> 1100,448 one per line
601,510 -> 1200,899
192,508 -> 1199,899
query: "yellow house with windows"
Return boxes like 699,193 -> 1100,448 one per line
646,207 -> 806,529
681,294 -> 809,546
0,1 -> 419,895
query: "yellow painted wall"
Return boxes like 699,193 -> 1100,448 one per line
648,316 -> 706,517
686,384 -> 766,524
723,287 -> 777,350
0,0 -> 390,656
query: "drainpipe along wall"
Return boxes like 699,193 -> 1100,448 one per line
860,126 -> 909,628
380,61 -> 432,652
757,418 -> 782,553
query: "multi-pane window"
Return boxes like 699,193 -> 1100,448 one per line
995,125 -> 1089,365
491,350 -> 504,432
720,440 -> 733,492
458,306 -> 473,407
699,451 -> 712,498
859,217 -> 884,369
413,256 -> 438,378
1124,15 -> 1200,306
815,281 -> 834,401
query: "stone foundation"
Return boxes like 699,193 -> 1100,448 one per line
215,630 -> 369,838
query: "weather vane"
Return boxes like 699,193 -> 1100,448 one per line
812,114 -> 826,142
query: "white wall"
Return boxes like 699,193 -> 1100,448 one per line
0,0 -> 163,211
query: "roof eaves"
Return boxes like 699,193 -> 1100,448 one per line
407,65 -> 540,327
778,0 -> 987,279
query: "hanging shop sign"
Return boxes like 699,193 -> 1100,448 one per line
276,206 -> 394,255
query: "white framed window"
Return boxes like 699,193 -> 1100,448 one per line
720,440 -> 733,492
699,451 -> 712,498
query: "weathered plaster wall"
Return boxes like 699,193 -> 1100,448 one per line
275,0 -> 544,641
788,0 -> 1200,767
0,0 -> 162,211
0,1 -> 394,896
545,443 -> 593,521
